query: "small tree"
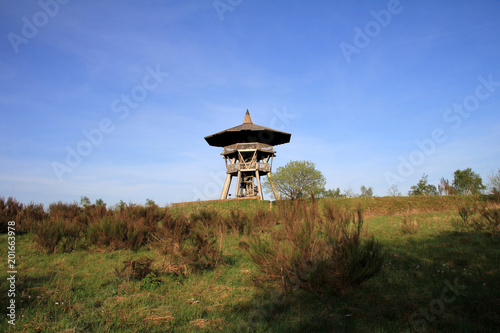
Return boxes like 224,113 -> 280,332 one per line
438,177 -> 457,196
488,168 -> 500,194
145,198 -> 157,207
115,200 -> 126,211
408,174 -> 438,196
452,168 -> 486,195
321,187 -> 343,198
387,184 -> 402,197
360,186 -> 373,197
95,198 -> 106,207
343,186 -> 357,198
264,160 -> 326,200
80,196 -> 91,207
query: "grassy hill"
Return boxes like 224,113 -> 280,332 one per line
1,195 -> 499,332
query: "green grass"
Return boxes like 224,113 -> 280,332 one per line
1,197 -> 500,332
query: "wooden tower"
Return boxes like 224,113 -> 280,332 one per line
204,110 -> 291,200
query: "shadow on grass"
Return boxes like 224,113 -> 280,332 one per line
227,230 -> 500,332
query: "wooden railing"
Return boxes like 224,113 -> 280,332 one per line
227,162 -> 271,173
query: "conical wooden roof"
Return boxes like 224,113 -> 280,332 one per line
205,110 -> 291,147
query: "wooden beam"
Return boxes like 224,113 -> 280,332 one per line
256,169 -> 263,200
235,170 -> 242,198
220,174 -> 232,200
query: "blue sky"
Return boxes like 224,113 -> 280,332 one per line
1,0 -> 499,207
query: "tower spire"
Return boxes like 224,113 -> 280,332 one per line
243,109 -> 253,124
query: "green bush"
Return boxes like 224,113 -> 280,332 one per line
140,273 -> 162,290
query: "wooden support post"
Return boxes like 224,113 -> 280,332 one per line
220,173 -> 232,200
235,170 -> 242,198
256,169 -> 263,200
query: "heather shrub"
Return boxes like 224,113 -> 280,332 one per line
452,201 -> 500,236
87,216 -> 150,250
83,203 -> 108,222
479,207 -> 500,236
34,218 -> 84,253
19,202 -> 47,232
225,209 -> 249,234
21,201 -> 86,252
0,197 -> 23,233
248,200 -> 385,294
115,204 -> 164,232
251,208 -> 278,232
152,211 -> 223,276
48,202 -> 84,223
189,207 -> 221,227
86,203 -> 166,249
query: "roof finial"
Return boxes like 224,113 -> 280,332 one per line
243,109 -> 253,124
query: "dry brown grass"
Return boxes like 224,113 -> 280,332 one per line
189,318 -> 225,330
400,212 -> 420,235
